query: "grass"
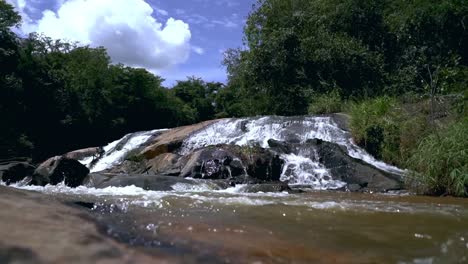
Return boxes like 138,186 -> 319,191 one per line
405,120 -> 468,197
308,89 -> 342,114
348,94 -> 467,197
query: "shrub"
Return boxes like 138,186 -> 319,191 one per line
308,89 -> 342,115
405,120 -> 468,197
124,149 -> 145,163
349,97 -> 402,160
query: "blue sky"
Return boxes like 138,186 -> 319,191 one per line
6,0 -> 256,86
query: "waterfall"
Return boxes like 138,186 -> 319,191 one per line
80,129 -> 168,173
78,116 -> 403,189
179,116 -> 404,188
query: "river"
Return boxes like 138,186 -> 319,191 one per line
12,182 -> 468,264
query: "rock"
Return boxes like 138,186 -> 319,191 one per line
313,140 -> 403,192
85,173 -> 191,191
240,182 -> 291,193
102,160 -> 146,174
330,113 -> 351,132
141,120 -> 221,159
347,184 -> 362,192
0,161 -> 35,185
84,173 -> 228,191
32,156 -> 90,187
179,147 -> 244,179
64,147 -> 104,160
144,153 -> 180,176
175,145 -> 286,183
268,139 -> 292,154
0,186 -> 166,263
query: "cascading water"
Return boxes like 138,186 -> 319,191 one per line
179,116 -> 404,189
80,129 -> 168,173
77,116 -> 403,190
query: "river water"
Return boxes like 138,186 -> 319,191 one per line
12,183 -> 468,264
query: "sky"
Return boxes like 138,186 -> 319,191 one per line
6,0 -> 256,86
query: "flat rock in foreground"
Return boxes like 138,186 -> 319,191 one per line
0,186 -> 176,264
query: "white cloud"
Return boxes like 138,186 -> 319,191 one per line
154,7 -> 168,16
13,0 -> 193,70
192,46 -> 205,55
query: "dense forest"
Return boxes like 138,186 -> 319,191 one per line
1,0 -> 467,195
0,1 -> 230,161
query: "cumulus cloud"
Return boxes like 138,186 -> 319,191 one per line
15,0 -> 194,69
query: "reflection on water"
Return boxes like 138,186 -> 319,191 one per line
12,183 -> 468,264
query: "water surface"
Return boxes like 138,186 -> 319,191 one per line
15,183 -> 468,264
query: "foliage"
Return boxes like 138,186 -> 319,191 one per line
223,0 -> 468,116
124,150 -> 145,163
349,97 -> 430,165
406,120 -> 468,197
171,77 -> 224,122
0,2 -> 226,161
308,89 -> 342,115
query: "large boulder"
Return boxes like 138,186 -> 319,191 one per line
176,145 -> 285,183
32,156 -> 90,187
0,160 -> 35,185
144,153 -> 180,176
0,186 -> 161,263
312,140 -> 403,192
84,173 -> 228,191
63,147 -> 103,160
141,120 -> 221,159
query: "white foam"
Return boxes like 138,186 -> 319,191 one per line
80,129 -> 168,173
280,153 -> 346,189
179,116 -> 403,188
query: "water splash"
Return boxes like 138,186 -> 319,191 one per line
80,129 -> 168,173
179,116 -> 403,188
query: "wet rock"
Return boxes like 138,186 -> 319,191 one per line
32,156 -> 89,187
176,145 -> 285,183
240,182 -> 291,193
268,139 -> 292,154
0,160 -> 35,185
330,113 -> 351,132
347,184 -> 362,192
141,120 -> 221,159
0,186 -> 163,263
103,160 -> 146,174
180,147 -> 244,179
64,147 -> 103,160
312,140 -> 403,192
144,153 -> 180,175
85,173 -> 198,191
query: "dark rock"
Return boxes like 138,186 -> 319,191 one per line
85,173 -> 200,191
240,182 -> 291,193
85,173 -> 232,191
0,161 -> 35,185
347,184 -> 362,192
175,145 -> 285,183
180,147 -> 246,180
103,160 -> 146,174
32,156 -> 89,187
64,147 -> 103,160
268,139 -> 292,154
330,113 -> 351,132
313,141 -> 403,192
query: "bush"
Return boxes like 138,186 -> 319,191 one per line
349,97 -> 401,161
124,149 -> 145,163
308,89 -> 342,114
406,120 -> 468,197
